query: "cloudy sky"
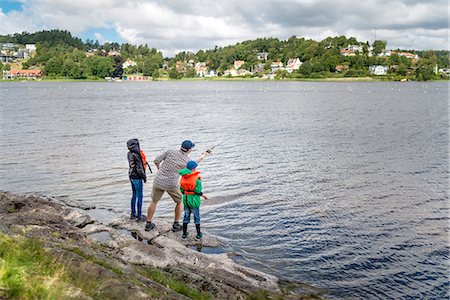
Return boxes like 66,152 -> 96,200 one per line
0,0 -> 448,56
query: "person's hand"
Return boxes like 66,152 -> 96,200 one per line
202,194 -> 208,200
144,178 -> 147,183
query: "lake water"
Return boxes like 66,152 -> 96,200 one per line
1,81 -> 448,299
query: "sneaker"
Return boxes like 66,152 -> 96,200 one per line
145,221 -> 155,231
195,232 -> 203,240
182,232 -> 189,240
130,214 -> 136,220
172,222 -> 182,232
136,215 -> 146,222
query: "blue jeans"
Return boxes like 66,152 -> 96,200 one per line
183,206 -> 200,225
130,179 -> 143,217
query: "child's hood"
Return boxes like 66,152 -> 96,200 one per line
127,139 -> 140,154
178,168 -> 200,178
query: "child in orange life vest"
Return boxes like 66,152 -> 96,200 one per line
178,160 -> 208,239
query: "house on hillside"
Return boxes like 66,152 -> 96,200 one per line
369,65 -> 388,75
234,60 -> 245,70
25,44 -> 36,52
122,59 -> 137,69
270,61 -> 284,72
256,52 -> 269,61
285,58 -> 302,73
108,50 -> 121,57
176,61 -> 188,73
195,62 -> 207,77
340,45 -> 364,56
393,52 -> 419,59
223,68 -> 252,77
254,63 -> 266,73
378,50 -> 392,57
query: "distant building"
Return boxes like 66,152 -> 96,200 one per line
195,62 -> 207,77
123,75 -> 149,81
379,50 -> 419,59
107,50 -> 121,57
25,44 -> 36,52
369,65 -> 389,75
3,43 -> 15,50
256,52 -> 269,61
378,50 -> 392,57
335,65 -> 349,72
234,60 -> 245,70
393,52 -> 419,59
5,69 -> 43,79
340,45 -> 364,56
205,70 -> 217,77
223,68 -> 252,77
162,60 -> 170,70
122,59 -> 137,69
270,61 -> 284,72
254,63 -> 266,73
285,58 -> 302,73
176,61 -> 187,73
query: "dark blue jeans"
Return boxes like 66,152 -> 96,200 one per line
130,179 -> 143,217
183,206 -> 200,225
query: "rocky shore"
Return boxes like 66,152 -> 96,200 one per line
0,191 -> 323,299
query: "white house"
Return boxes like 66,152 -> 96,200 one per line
195,62 -> 207,77
256,52 -> 268,61
369,65 -> 389,75
285,58 -> 303,73
270,61 -> 284,72
340,45 -> 364,56
122,59 -> 137,69
25,44 -> 36,52
205,70 -> 217,77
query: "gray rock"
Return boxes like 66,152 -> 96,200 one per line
0,191 -> 295,299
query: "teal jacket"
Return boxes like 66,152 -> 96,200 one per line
178,168 -> 203,208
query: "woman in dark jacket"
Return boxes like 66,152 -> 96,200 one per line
127,139 -> 147,220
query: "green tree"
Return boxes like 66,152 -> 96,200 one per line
372,40 -> 387,55
62,59 -> 84,79
22,61 -> 30,69
397,64 -> 408,76
168,67 -> 181,79
185,67 -> 196,78
44,56 -> 63,76
84,56 -> 115,78
415,52 -> 437,81
151,68 -> 160,79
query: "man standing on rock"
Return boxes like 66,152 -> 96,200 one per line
145,140 -> 208,232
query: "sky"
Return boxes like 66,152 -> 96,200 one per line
0,0 -> 448,56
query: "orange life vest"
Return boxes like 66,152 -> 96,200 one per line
180,171 -> 202,195
140,150 -> 147,168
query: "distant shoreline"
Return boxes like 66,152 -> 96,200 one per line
1,77 -> 448,83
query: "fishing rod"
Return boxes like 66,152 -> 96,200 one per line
146,162 -> 153,173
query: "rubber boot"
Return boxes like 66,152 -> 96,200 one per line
195,224 -> 202,239
182,223 -> 189,239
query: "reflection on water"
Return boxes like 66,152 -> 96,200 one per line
0,81 -> 448,299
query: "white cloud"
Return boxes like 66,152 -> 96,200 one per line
0,0 -> 448,54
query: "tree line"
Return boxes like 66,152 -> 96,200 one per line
1,30 -> 448,81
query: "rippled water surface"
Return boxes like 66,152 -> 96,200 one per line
1,81 -> 449,298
